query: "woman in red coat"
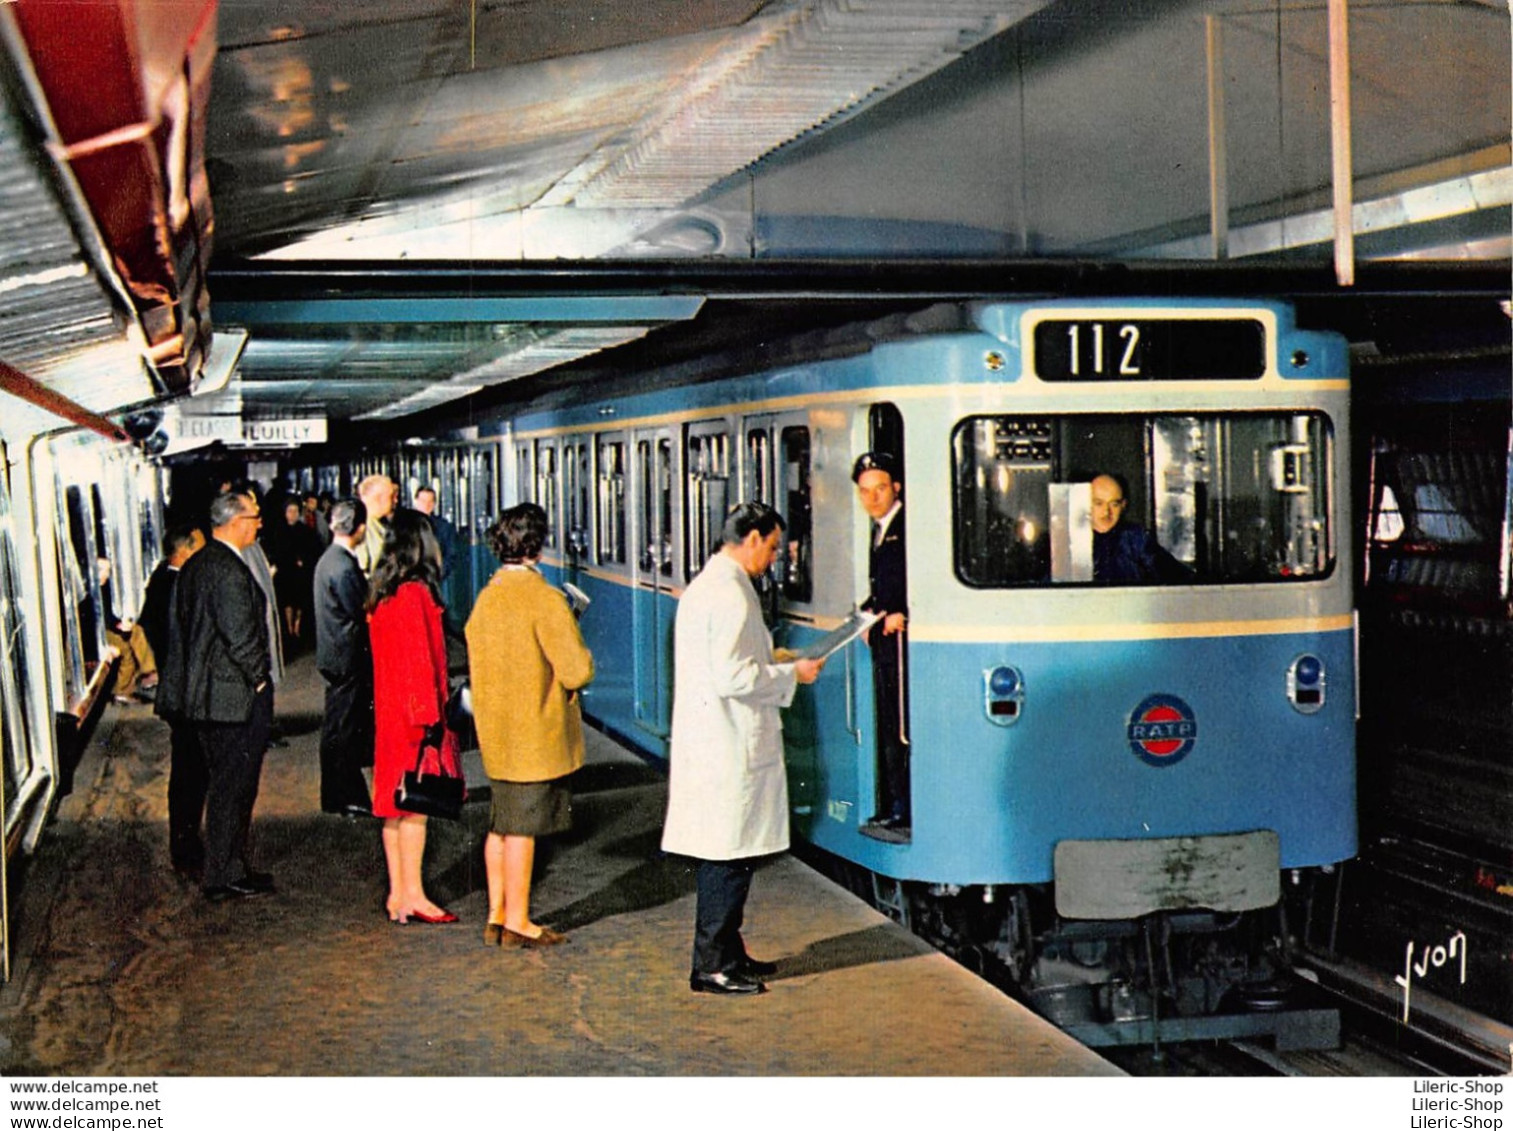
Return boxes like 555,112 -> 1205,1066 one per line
367,508 -> 460,924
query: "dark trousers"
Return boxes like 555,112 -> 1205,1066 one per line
197,685 -> 273,890
166,715 -> 207,869
319,673 -> 373,811
872,631 -> 910,821
693,859 -> 757,976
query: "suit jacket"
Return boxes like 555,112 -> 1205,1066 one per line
313,542 -> 371,684
862,503 -> 907,646
155,538 -> 270,724
138,561 -> 178,661
661,552 -> 797,861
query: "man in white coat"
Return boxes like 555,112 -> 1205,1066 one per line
662,503 -> 824,995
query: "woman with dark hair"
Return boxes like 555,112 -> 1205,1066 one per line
466,503 -> 594,947
368,508 -> 459,924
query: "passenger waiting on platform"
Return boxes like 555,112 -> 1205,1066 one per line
313,497 -> 375,818
142,523 -> 208,877
302,490 -> 331,544
154,491 -> 276,902
1089,473 -> 1192,584
412,485 -> 459,581
268,497 -> 321,648
661,502 -> 824,995
367,508 -> 460,925
96,555 -> 158,703
466,502 -> 593,949
355,473 -> 398,577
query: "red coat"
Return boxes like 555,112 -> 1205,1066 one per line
369,580 -> 459,818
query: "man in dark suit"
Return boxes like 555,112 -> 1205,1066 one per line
155,491 -> 276,902
313,497 -> 375,817
143,523 -> 207,875
853,451 -> 911,840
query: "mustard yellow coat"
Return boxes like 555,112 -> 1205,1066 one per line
465,567 -> 594,783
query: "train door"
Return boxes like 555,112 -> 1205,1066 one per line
631,429 -> 675,739
860,401 -> 911,838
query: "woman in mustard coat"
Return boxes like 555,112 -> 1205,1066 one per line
466,503 -> 594,948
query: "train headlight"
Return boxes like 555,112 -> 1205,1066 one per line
1287,654 -> 1326,714
984,665 -> 1024,726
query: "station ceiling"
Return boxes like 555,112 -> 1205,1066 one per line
0,0 -> 1508,448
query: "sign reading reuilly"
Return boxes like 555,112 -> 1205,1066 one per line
232,417 -> 329,446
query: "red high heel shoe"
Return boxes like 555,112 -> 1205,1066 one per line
406,909 -> 458,925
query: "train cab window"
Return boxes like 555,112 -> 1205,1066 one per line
535,442 -> 559,550
952,412 -> 1334,587
685,426 -> 730,578
597,438 -> 627,566
780,427 -> 813,603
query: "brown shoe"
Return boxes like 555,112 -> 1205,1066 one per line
484,922 -> 504,947
501,926 -> 567,948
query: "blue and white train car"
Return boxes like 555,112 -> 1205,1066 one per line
497,297 -> 1355,1016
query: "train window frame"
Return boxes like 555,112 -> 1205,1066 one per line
950,410 -> 1336,588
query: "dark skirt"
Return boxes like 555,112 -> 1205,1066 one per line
489,776 -> 572,837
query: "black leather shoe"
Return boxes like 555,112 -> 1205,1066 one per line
204,872 -> 276,901
690,970 -> 767,995
737,956 -> 778,977
341,804 -> 373,819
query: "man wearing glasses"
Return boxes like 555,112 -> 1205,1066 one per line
155,491 -> 276,902
1089,473 -> 1190,584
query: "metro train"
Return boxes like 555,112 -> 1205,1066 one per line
1336,343 -> 1513,1029
0,428 -> 165,877
321,296 -> 1357,1035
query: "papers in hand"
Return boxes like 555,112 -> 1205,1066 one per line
562,582 -> 591,616
787,609 -> 881,662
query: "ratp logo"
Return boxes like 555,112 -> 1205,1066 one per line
1126,694 -> 1197,768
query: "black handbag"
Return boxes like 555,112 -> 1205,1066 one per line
394,723 -> 465,820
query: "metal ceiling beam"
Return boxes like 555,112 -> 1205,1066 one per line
211,295 -> 705,326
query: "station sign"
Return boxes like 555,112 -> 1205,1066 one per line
231,417 -> 329,447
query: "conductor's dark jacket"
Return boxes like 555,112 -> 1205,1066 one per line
862,505 -> 907,644
155,538 -> 270,724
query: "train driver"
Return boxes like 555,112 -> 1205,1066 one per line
1089,473 -> 1192,584
853,451 -> 911,841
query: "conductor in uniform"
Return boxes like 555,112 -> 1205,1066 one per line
661,502 -> 824,995
853,451 -> 910,839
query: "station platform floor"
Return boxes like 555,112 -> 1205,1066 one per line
0,652 -> 1120,1078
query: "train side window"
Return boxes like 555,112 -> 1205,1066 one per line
635,437 -> 674,577
535,441 -> 559,551
780,426 -> 813,603
515,444 -> 532,508
472,445 -> 495,536
597,438 -> 627,566
685,425 -> 730,578
746,428 -> 772,505
951,412 -> 1335,587
562,438 -> 590,561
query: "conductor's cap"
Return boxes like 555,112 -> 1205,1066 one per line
852,451 -> 899,483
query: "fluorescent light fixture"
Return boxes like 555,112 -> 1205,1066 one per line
195,327 -> 250,396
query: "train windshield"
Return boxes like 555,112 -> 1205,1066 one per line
952,412 -> 1334,587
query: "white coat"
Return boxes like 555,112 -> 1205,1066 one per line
661,551 -> 798,861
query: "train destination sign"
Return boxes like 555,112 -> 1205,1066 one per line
1032,317 -> 1266,381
